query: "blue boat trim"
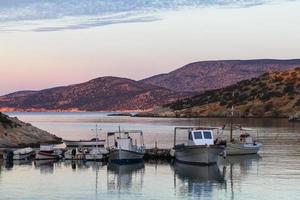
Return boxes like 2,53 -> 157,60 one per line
110,158 -> 143,164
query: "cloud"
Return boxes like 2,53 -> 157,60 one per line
0,0 -> 274,32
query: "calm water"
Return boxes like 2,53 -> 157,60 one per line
1,112 -> 300,200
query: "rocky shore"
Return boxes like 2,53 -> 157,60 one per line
0,112 -> 61,148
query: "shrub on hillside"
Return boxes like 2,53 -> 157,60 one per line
284,85 -> 294,94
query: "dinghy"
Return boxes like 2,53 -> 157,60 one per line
35,145 -> 61,160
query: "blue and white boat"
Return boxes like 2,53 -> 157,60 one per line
107,129 -> 145,164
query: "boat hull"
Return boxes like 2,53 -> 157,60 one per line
175,145 -> 224,165
226,143 -> 262,155
64,152 -> 85,160
85,154 -> 103,161
3,149 -> 35,160
109,149 -> 144,164
13,151 -> 35,160
35,152 -> 60,160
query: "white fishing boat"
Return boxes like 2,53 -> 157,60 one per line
85,148 -> 104,161
225,104 -> 263,155
35,145 -> 61,160
3,147 -> 35,160
107,128 -> 145,164
173,127 -> 225,165
63,138 -> 105,147
64,148 -> 85,160
226,128 -> 262,155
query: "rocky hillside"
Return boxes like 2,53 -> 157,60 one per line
0,77 -> 189,112
0,112 -> 61,147
141,59 -> 300,92
138,68 -> 300,118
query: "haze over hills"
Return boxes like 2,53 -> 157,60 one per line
139,68 -> 300,118
141,59 -> 300,92
0,77 -> 188,112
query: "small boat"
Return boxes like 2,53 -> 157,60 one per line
226,128 -> 262,155
107,128 -> 145,164
64,148 -> 85,160
35,145 -> 61,160
64,124 -> 108,161
3,147 -> 35,160
63,138 -> 106,147
85,148 -> 104,161
225,104 -> 263,155
173,127 -> 225,165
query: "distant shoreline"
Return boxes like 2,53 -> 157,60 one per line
2,110 -> 292,120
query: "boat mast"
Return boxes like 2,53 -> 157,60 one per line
230,92 -> 234,142
92,124 -> 101,149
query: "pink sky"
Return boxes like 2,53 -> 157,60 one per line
1,2 -> 300,95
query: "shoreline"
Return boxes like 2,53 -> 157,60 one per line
2,111 -> 293,120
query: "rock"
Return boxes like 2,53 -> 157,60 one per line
107,113 -> 133,117
0,112 -> 61,148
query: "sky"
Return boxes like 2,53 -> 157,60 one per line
0,0 -> 300,95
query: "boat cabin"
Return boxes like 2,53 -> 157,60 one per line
188,130 -> 214,146
240,133 -> 253,144
116,132 -> 134,151
107,129 -> 145,152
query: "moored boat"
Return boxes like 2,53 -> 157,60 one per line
224,104 -> 263,156
64,148 -> 85,160
173,127 -> 225,165
107,129 -> 145,164
226,128 -> 262,155
3,147 -> 35,160
63,138 -> 105,147
85,148 -> 104,161
35,145 -> 61,160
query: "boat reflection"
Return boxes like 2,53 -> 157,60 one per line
34,160 -> 57,174
220,154 -> 262,167
107,162 -> 145,191
173,162 -> 226,197
219,154 -> 262,199
13,159 -> 32,166
63,160 -> 105,171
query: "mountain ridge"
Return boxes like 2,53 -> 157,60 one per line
141,59 -> 300,92
2,59 -> 300,112
138,67 -> 300,118
0,76 -> 189,112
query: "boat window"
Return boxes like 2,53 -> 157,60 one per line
193,131 -> 203,139
203,131 -> 212,139
188,132 -> 193,140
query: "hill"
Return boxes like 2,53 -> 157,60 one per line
0,77 -> 189,112
141,59 -> 300,92
138,68 -> 300,118
0,112 -> 61,147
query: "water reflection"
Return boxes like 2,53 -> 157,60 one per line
173,162 -> 225,198
34,160 -> 57,174
221,155 -> 262,200
107,162 -> 145,191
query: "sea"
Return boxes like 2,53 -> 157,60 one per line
0,112 -> 300,200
